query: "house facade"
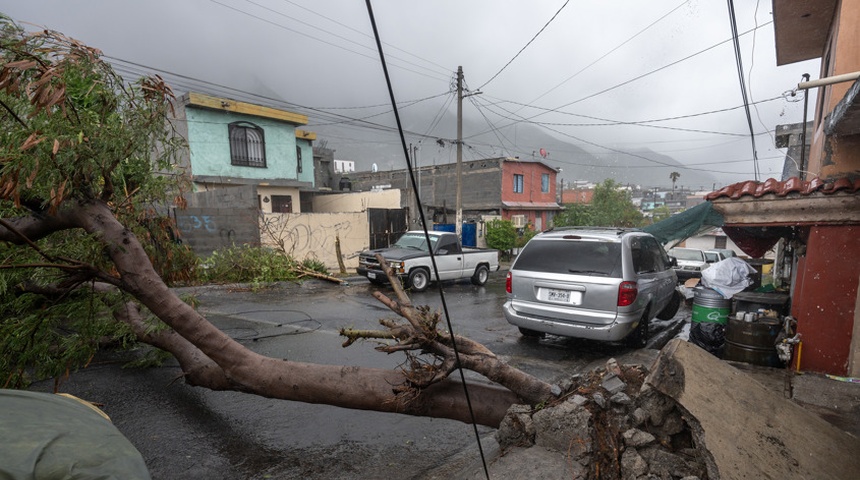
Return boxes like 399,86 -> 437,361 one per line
347,157 -> 562,231
172,92 -> 316,214
705,1 -> 860,376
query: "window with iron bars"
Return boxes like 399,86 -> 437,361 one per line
229,122 -> 266,168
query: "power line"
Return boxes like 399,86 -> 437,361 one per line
477,0 -> 570,90
279,0 -> 451,74
108,56 -> 457,143
208,0 -> 451,83
725,0 -> 760,180
469,20 -> 774,139
523,0 -> 690,109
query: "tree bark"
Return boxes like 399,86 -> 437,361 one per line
2,199 -> 553,427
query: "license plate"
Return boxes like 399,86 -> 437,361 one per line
546,288 -> 580,304
367,272 -> 376,279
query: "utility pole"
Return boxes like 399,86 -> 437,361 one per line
455,66 -> 480,238
456,66 -> 463,237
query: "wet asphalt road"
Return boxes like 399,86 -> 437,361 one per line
29,270 -> 686,479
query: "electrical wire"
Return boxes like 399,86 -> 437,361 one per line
469,20 -> 774,139
522,0 -> 690,109
279,0 -> 452,74
363,2 -> 489,478
208,0 -> 451,83
725,0 -> 760,180
477,0 -> 570,90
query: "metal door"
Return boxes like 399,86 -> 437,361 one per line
368,208 -> 408,250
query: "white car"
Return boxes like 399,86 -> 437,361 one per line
668,247 -> 710,280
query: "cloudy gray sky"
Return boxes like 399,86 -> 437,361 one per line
3,0 -> 819,187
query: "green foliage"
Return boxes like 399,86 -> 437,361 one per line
198,245 -> 306,285
650,205 -> 672,223
554,203 -> 593,227
0,17 -> 191,387
0,268 -> 134,388
555,179 -> 643,228
485,219 -> 517,253
301,257 -> 328,274
515,227 -> 538,248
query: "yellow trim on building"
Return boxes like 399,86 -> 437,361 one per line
296,129 -> 317,140
187,92 -> 308,125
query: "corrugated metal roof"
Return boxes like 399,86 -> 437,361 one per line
502,201 -> 563,210
705,177 -> 860,201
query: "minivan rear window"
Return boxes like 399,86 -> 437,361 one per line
513,239 -> 622,277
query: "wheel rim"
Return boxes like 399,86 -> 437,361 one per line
479,268 -> 488,283
413,271 -> 427,290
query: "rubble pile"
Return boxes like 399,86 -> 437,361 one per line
496,359 -> 709,480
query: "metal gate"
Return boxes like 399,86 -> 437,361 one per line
368,208 -> 408,250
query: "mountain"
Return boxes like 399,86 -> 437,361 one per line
312,108 -> 718,191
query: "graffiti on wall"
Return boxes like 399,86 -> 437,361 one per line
175,212 -> 253,253
176,214 -> 217,233
261,213 -> 368,268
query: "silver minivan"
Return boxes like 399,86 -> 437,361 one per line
503,228 -> 680,346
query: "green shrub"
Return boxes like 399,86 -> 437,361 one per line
198,245 -> 306,284
486,219 -> 517,259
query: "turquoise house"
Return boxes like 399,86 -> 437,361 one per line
173,92 -> 316,213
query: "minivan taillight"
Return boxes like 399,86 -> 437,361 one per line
618,281 -> 638,307
506,272 -> 512,294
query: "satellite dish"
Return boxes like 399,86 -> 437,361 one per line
371,163 -> 378,172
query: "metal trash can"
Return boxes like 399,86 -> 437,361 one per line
692,287 -> 731,324
724,315 -> 783,367
689,287 -> 730,357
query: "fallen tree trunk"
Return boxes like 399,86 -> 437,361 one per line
3,199 -> 553,426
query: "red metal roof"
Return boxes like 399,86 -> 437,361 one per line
705,177 -> 860,201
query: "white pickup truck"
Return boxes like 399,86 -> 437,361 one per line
356,231 -> 500,292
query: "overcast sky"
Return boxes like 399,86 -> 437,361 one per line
3,0 -> 820,187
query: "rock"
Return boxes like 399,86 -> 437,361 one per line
639,446 -> 706,479
637,386 -> 675,427
620,448 -> 648,478
645,339 -> 860,480
569,394 -> 588,407
649,408 -> 685,440
602,373 -> 627,395
630,407 -> 649,427
532,400 -> 592,459
610,392 -> 632,405
496,404 -> 535,449
592,392 -> 606,409
622,428 -> 656,448
605,357 -> 622,376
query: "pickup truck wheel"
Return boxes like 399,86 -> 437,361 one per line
407,268 -> 430,292
471,265 -> 489,286
656,290 -> 681,320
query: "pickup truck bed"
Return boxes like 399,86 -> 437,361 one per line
357,231 -> 499,292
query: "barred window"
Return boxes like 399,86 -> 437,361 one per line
296,146 -> 303,174
229,122 -> 266,167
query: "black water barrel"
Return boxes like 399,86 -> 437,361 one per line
724,316 -> 783,367
733,292 -> 791,316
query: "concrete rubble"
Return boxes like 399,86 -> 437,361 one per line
439,338 -> 860,480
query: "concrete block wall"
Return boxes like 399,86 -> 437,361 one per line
176,185 -> 261,256
260,212 -> 370,270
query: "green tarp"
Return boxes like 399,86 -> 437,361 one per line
642,201 -> 724,245
0,389 -> 151,480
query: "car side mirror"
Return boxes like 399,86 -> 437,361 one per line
670,257 -> 678,267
